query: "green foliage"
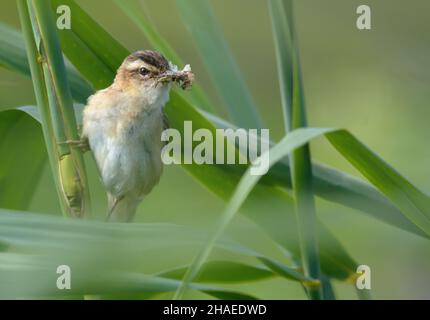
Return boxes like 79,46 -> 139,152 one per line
175,126 -> 430,297
0,14 -> 424,238
0,209 -> 301,299
0,0 -> 428,300
0,22 -> 92,104
17,0 -> 90,218
326,131 -> 430,234
160,261 -> 274,283
10,0 -> 360,286
269,0 -> 322,299
176,0 -> 263,129
0,109 -> 46,209
50,0 -> 127,90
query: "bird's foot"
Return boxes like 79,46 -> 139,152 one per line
58,139 -> 90,153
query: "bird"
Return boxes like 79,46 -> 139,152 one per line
80,50 -> 193,222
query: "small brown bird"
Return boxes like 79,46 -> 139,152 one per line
81,50 -> 193,222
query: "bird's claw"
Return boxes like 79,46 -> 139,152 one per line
58,139 -> 90,153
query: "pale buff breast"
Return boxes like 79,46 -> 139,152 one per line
82,86 -> 166,199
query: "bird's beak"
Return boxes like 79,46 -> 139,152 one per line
156,65 -> 194,90
156,70 -> 183,84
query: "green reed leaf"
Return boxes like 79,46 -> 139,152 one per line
176,0 -> 263,129
175,126 -> 430,298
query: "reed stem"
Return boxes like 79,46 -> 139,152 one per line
17,0 -> 90,218
269,0 -> 323,299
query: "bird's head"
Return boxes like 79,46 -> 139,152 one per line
114,50 -> 193,107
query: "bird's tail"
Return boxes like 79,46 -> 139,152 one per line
107,193 -> 139,222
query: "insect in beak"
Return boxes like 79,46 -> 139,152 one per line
157,70 -> 183,83
156,65 -> 194,90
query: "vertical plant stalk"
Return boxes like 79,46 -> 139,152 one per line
17,0 -> 90,218
269,0 -> 323,299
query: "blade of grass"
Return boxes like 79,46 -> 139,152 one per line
0,22 -> 29,76
175,0 -> 263,129
112,0 -> 214,113
257,256 -> 317,284
0,255 -> 257,299
159,261 -> 274,283
162,258 -> 317,285
0,109 -> 47,209
18,0 -> 90,218
269,0 -> 322,299
325,130 -> 430,227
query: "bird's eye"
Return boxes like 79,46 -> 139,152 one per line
139,67 -> 149,76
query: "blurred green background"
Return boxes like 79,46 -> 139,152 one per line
1,0 -> 429,299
